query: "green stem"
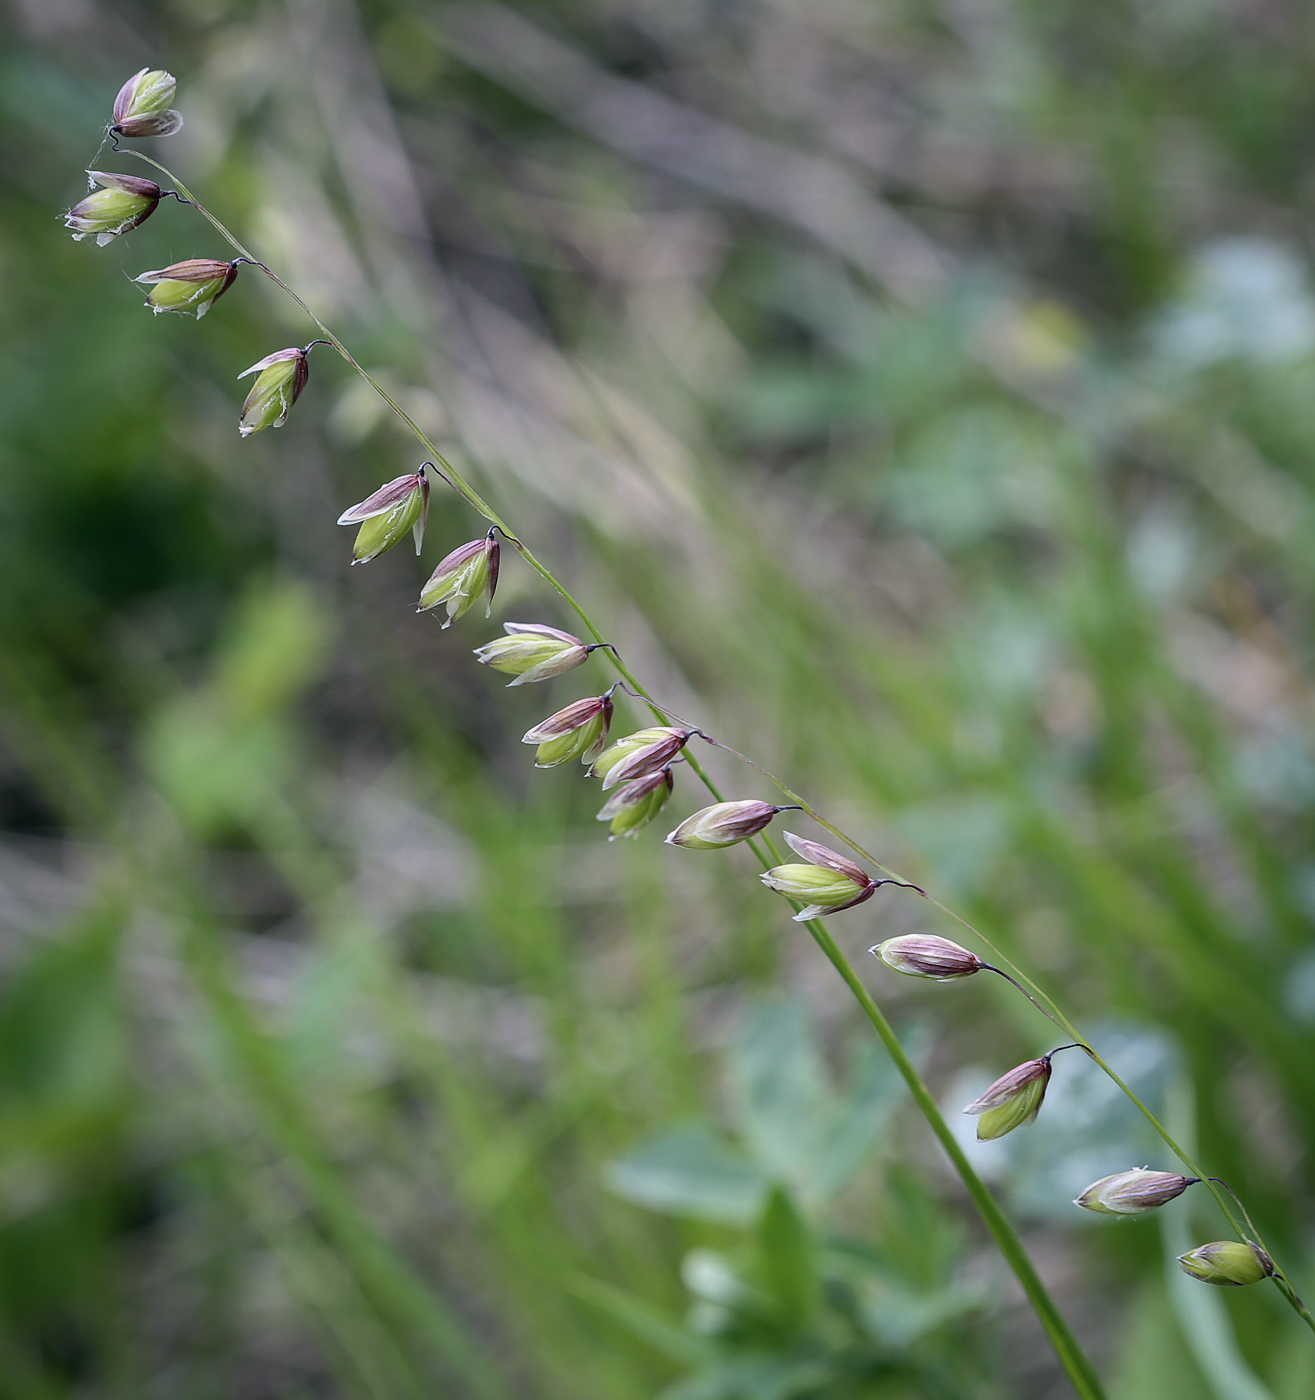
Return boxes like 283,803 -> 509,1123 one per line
119,151 -> 1114,1388
696,752 -> 1315,1335
801,918 -> 1107,1400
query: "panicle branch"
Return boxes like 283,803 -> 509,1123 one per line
65,64 -> 1315,1373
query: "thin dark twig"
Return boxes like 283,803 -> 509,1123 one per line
983,965 -> 1082,1039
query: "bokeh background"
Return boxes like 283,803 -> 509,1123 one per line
3,0 -> 1315,1395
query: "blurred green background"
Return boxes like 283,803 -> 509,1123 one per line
3,0 -> 1315,1395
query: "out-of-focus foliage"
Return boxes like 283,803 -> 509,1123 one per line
597,1000 -> 994,1399
3,0 -> 1315,1395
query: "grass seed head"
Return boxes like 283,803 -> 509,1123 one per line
597,767 -> 674,840
66,172 -> 161,245
872,935 -> 982,979
112,68 -> 183,137
237,347 -> 310,437
135,259 -> 238,318
418,532 -> 499,627
522,693 -> 614,767
665,799 -> 782,849
963,1057 -> 1053,1139
1176,1240 -> 1274,1286
1073,1169 -> 1197,1216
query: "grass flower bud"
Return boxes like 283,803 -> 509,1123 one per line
762,835 -> 879,920
522,692 -> 614,767
1176,1241 -> 1274,1287
112,68 -> 183,137
590,727 -> 694,791
418,532 -> 500,627
761,862 -> 871,920
1073,1169 -> 1198,1216
963,1057 -> 1053,1140
597,767 -> 674,841
665,800 -> 785,849
590,728 -> 673,784
238,348 -> 309,437
337,468 -> 430,563
65,171 -> 161,245
872,935 -> 983,979
474,623 -> 598,686
135,259 -> 238,318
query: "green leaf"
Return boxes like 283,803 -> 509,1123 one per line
661,1354 -> 837,1400
568,1273 -> 716,1369
213,579 -> 330,723
604,1126 -> 769,1224
729,999 -> 899,1209
755,1186 -> 817,1330
810,1042 -> 902,1201
729,999 -> 831,1195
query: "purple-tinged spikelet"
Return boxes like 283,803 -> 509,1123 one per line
590,728 -> 695,791
338,468 -> 430,563
963,1058 -> 1052,1140
872,935 -> 983,980
665,800 -> 784,849
1073,1169 -> 1197,1216
523,693 -> 615,766
111,68 -> 183,137
418,533 -> 500,627
474,624 -> 597,686
597,767 -> 675,841
65,172 -> 161,245
237,348 -> 310,437
135,259 -> 238,318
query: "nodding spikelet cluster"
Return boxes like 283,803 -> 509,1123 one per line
65,74 -> 323,437
59,69 -> 926,894
69,68 -> 1291,1317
